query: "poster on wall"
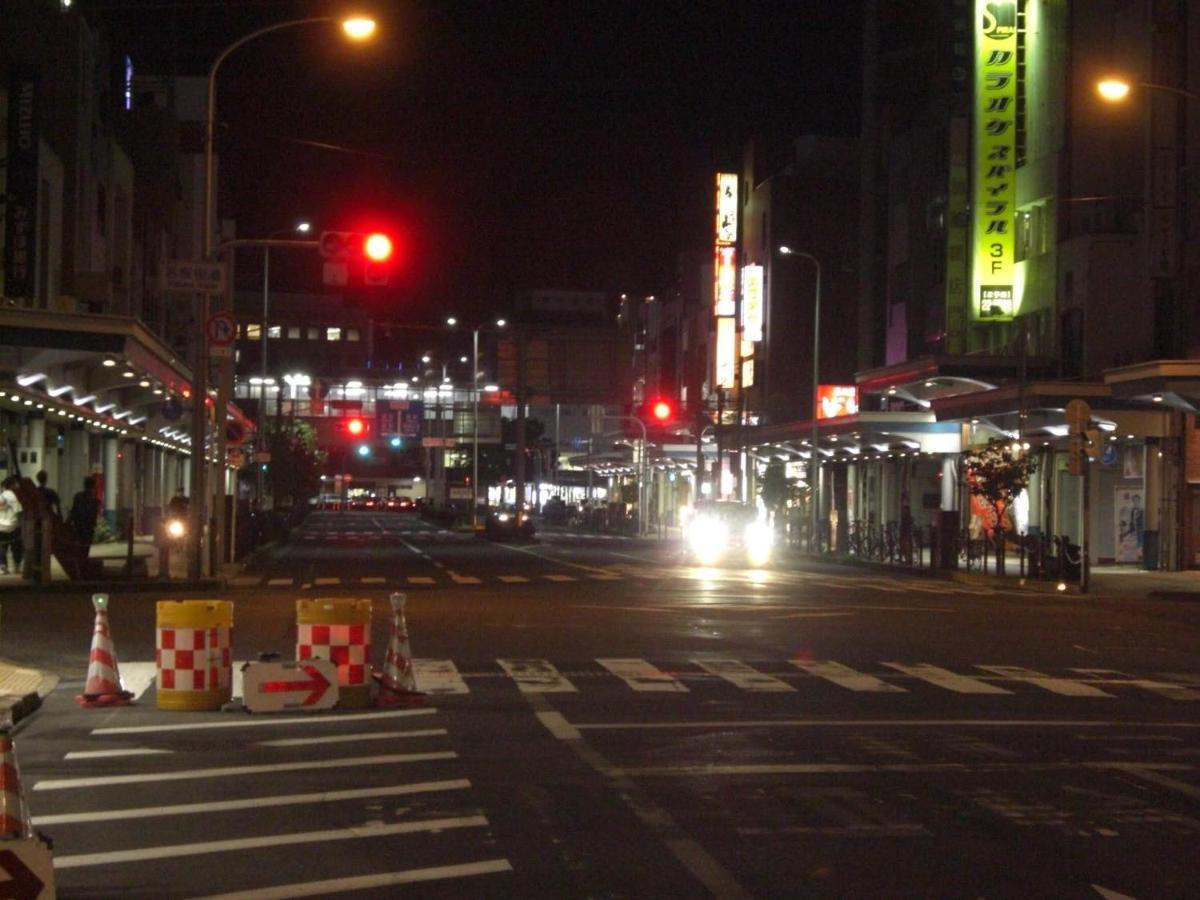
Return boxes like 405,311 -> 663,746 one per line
1115,487 -> 1145,563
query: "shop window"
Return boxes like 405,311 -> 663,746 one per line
244,323 -> 261,339
327,327 -> 342,341
346,328 -> 360,342
268,325 -> 282,339
287,326 -> 301,339
307,326 -> 320,340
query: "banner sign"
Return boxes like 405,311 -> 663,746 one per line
714,246 -> 736,316
715,173 -> 738,245
816,385 -> 860,419
973,1 -> 1018,321
715,317 -> 737,389
742,264 -> 763,342
4,66 -> 39,301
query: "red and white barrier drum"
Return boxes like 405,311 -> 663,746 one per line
156,600 -> 234,711
296,598 -> 372,708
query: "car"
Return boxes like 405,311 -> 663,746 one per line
682,501 -> 774,567
384,496 -> 414,512
483,508 -> 536,541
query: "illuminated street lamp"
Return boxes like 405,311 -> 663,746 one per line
779,245 -> 822,553
191,13 -> 376,580
1096,77 -> 1200,104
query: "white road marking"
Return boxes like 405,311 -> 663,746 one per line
693,659 -> 794,692
498,575 -> 530,583
497,658 -> 578,693
231,576 -> 259,587
92,707 -> 437,735
883,662 -> 1011,694
258,729 -> 447,747
586,572 -> 622,580
64,748 -> 172,760
598,658 -> 688,692
537,710 -> 583,740
977,665 -> 1114,697
413,659 -> 470,694
543,574 -> 576,582
573,718 -> 1200,730
267,577 -> 292,586
361,576 -> 387,585
194,858 -> 514,900
790,660 -> 906,693
408,576 -> 436,585
1090,885 -> 1139,900
314,577 -> 339,586
52,815 -> 489,869
1094,764 -> 1200,802
448,571 -> 482,584
31,779 -> 471,826
1071,668 -> 1200,700
119,661 -> 158,700
33,751 -> 456,791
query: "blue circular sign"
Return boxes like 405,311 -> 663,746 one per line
1101,443 -> 1118,466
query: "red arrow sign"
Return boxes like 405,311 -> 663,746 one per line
0,849 -> 45,900
260,664 -> 332,706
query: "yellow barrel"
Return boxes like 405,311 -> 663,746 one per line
156,600 -> 234,711
296,598 -> 372,708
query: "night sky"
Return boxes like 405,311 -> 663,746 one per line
99,0 -> 862,321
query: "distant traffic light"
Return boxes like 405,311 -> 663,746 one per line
363,232 -> 393,285
651,400 -> 673,422
318,231 -> 395,286
343,416 -> 368,437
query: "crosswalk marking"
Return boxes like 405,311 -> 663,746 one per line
694,659 -> 794,692
791,659 -> 906,693
448,571 -> 482,585
1070,668 -> 1200,701
598,658 -> 688,692
497,658 -> 577,693
64,748 -> 172,760
231,576 -> 259,587
498,575 -> 529,583
883,662 -> 1011,695
587,573 -> 622,580
543,574 -> 577,582
120,661 -> 159,700
362,576 -> 387,585
408,576 -> 436,585
977,665 -> 1114,697
267,577 -> 292,586
413,659 -> 470,694
52,815 -> 490,869
314,577 -> 339,586
258,729 -> 447,748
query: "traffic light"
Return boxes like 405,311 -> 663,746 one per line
342,416 -> 368,438
363,232 -> 394,285
651,399 -> 673,422
318,231 -> 395,286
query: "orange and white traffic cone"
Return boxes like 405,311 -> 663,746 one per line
375,592 -> 425,707
75,593 -> 134,708
0,730 -> 31,840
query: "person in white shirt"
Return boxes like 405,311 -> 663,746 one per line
0,476 -> 23,575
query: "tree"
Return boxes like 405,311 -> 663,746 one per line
759,459 -> 790,522
263,420 -> 325,512
963,439 -> 1037,574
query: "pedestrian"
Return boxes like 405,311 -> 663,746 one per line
167,487 -> 188,519
68,475 -> 102,553
36,470 -> 62,521
0,476 -> 23,575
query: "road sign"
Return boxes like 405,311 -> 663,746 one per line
254,451 -> 271,463
0,839 -> 55,899
206,311 -> 237,346
227,449 -> 246,467
1065,399 -> 1091,433
161,259 -> 226,294
241,659 -> 338,713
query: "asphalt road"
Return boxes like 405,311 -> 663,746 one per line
2,511 -> 1199,898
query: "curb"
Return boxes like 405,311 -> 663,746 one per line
0,691 -> 43,729
0,578 -> 226,595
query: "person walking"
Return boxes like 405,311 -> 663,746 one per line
68,475 -> 102,555
36,470 -> 62,520
0,476 -> 23,575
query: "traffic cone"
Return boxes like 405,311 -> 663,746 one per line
75,593 -> 134,707
375,592 -> 425,706
0,730 -> 31,840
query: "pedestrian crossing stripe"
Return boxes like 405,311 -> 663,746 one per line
497,576 -> 529,583
109,658 -> 1200,702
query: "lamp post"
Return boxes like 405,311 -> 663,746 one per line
447,316 -> 507,527
257,221 -> 310,510
779,246 -> 822,553
189,14 -> 375,580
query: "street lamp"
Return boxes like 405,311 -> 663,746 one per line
257,220 -> 311,509
446,316 -> 507,527
190,13 -> 376,579
779,246 -> 822,553
1096,77 -> 1200,104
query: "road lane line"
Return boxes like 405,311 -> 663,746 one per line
267,577 -> 292,586
1092,764 -> 1200,801
91,707 -> 437,735
231,576 -> 259,587
408,576 -> 436,585
598,658 -> 688,692
258,729 -> 447,747
586,573 -> 622,580
313,577 -> 339,586
361,576 -> 387,585
498,575 -> 529,583
977,665 -> 1114,697
883,662 -> 1011,694
194,858 -> 514,900
52,815 -> 489,869
790,660 -> 906,693
492,540 -> 616,574
1071,668 -> 1200,700
32,751 -> 457,791
413,659 -> 470,694
543,574 -> 577,582
569,718 -> 1200,730
64,748 -> 172,760
31,779 -> 471,826
448,571 -> 482,584
693,659 -> 794,692
498,658 -> 578,693
536,710 -> 583,740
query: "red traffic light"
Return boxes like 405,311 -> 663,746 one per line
346,417 -> 366,436
364,232 -> 393,262
651,400 -> 672,421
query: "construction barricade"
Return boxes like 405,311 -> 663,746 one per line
296,598 -> 372,708
156,600 -> 233,711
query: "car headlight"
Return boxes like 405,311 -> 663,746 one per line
688,516 -> 729,563
744,521 -> 773,566
496,513 -> 510,522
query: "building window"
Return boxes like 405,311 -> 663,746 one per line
268,325 -> 282,339
346,328 -> 360,342
307,326 -> 320,340
327,327 -> 342,341
287,326 -> 301,339
244,323 -> 261,339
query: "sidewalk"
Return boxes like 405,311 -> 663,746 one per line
0,536 -> 227,594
